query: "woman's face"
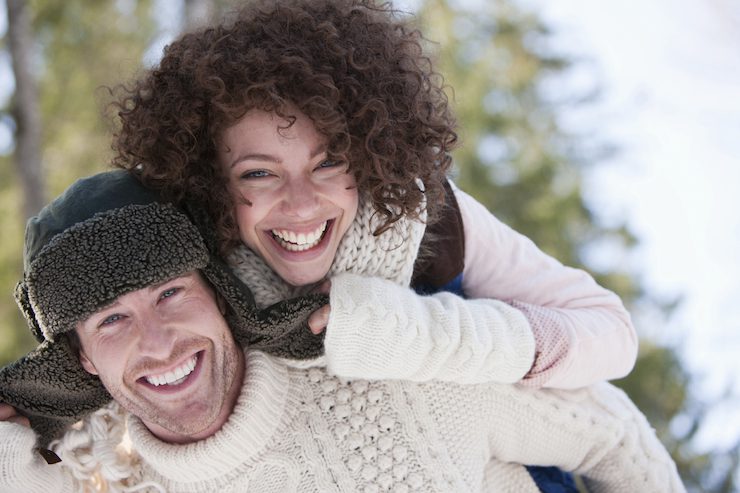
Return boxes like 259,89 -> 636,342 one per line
219,108 -> 359,286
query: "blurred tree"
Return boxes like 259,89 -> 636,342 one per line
0,0 -> 157,365
6,0 -> 45,219
33,0 -> 156,194
1,0 -> 40,367
414,0 -> 738,490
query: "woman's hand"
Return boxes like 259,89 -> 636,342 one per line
308,280 -> 331,334
0,403 -> 30,427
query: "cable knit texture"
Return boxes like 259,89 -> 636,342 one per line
325,273 -> 534,383
220,193 -> 682,492
0,192 -> 684,491
118,350 -> 683,493
0,422 -> 75,493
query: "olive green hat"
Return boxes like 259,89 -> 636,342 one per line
0,170 -> 326,453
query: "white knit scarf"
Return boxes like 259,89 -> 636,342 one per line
227,194 -> 427,307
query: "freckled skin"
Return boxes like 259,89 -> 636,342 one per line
220,107 -> 359,287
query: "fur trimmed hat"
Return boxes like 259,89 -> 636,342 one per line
0,170 -> 326,451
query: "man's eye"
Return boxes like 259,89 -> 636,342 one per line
160,287 -> 180,300
239,169 -> 271,180
100,314 -> 123,327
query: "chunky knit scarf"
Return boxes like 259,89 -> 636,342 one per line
228,194 -> 427,307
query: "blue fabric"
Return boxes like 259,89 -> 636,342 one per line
413,273 -> 465,297
414,273 -> 578,492
526,465 -> 578,493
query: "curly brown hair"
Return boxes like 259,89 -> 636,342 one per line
111,0 -> 458,255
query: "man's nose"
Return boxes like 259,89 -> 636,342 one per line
135,314 -> 177,357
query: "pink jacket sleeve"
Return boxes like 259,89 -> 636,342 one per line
454,184 -> 638,388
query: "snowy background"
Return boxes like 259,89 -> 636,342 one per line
536,0 -> 740,452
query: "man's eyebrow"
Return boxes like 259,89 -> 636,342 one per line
147,274 -> 194,292
94,299 -> 121,313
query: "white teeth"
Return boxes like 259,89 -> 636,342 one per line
145,356 -> 197,387
271,222 -> 328,251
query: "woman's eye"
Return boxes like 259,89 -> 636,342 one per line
239,169 -> 271,180
316,159 -> 347,171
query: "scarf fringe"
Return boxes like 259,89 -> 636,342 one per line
51,402 -> 165,492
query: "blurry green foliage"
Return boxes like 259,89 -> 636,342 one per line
1,0 -> 156,365
0,0 -> 737,490
0,162 -> 31,362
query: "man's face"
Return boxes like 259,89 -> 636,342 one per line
75,271 -> 244,443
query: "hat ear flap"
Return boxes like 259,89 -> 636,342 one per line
184,200 -> 222,255
0,339 -> 111,449
14,281 -> 45,343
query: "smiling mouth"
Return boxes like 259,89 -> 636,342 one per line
270,220 -> 330,252
144,354 -> 198,387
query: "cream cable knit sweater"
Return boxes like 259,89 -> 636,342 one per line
0,196 -> 684,492
0,350 -> 686,493
220,196 -> 684,492
121,350 -> 684,492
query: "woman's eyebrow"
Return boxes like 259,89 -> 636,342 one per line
230,143 -> 326,168
309,143 -> 326,159
229,152 -> 280,169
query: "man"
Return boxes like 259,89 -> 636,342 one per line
1,171 -> 684,492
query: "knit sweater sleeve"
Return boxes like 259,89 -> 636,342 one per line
475,382 -> 685,492
324,272 -> 535,383
454,185 -> 638,388
0,422 -> 76,493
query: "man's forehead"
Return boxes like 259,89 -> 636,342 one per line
79,270 -> 204,320
147,270 -> 202,291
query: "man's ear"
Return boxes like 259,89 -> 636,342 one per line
69,327 -> 98,375
216,293 -> 228,316
78,347 -> 98,375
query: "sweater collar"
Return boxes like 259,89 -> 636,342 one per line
127,350 -> 289,483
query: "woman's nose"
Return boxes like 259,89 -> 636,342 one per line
280,176 -> 321,217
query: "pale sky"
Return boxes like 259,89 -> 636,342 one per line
534,0 -> 740,451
